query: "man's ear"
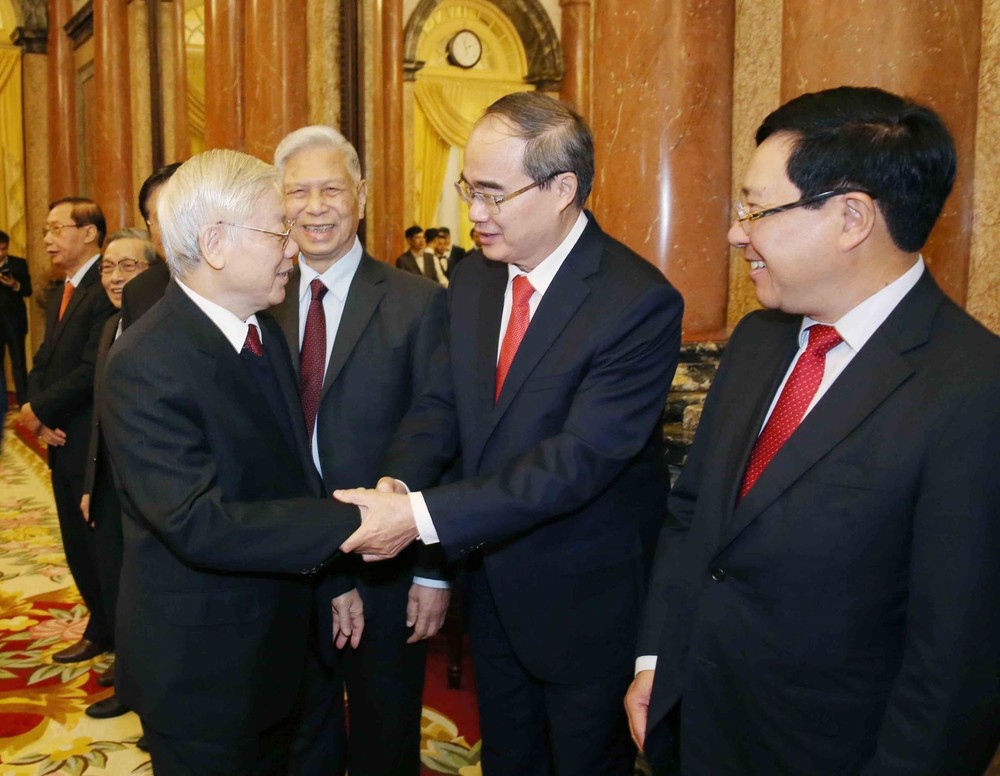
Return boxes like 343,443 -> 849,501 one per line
82,224 -> 99,246
199,224 -> 227,270
839,192 -> 877,253
553,172 -> 579,213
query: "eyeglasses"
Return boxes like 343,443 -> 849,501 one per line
219,220 -> 295,250
734,188 -> 875,224
455,174 -> 564,215
42,224 -> 83,237
99,259 -> 149,275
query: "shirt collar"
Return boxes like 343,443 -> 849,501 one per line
298,236 -> 363,304
800,256 -> 925,351
507,211 -> 588,294
175,277 -> 261,354
68,254 -> 101,287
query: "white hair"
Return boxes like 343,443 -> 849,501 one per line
157,149 -> 281,278
105,227 -> 159,265
274,125 -> 362,183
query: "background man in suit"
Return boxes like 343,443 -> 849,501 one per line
0,229 -> 33,409
79,228 -> 159,720
20,198 -> 116,664
271,125 -> 448,776
395,224 -> 429,275
119,162 -> 181,330
100,150 -> 362,773
432,226 -> 465,276
625,86 -> 1000,776
337,92 -> 684,776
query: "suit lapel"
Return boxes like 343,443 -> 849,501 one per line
720,272 -> 944,551
49,259 -> 101,347
472,260 -> 509,422
319,254 -> 384,401
272,264 -> 302,377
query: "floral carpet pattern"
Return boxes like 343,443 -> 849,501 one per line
0,414 -> 482,775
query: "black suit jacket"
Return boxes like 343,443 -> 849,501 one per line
444,245 -> 466,276
27,259 -> 115,475
268,254 -> 448,663
119,259 -> 170,330
384,215 -> 684,682
639,271 -> 1000,775
101,281 -> 361,739
0,255 -> 32,336
83,313 -> 119,499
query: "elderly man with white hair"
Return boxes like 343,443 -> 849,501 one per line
100,148 -> 362,774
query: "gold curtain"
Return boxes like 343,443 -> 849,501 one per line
414,102 -> 451,232
0,46 -> 25,255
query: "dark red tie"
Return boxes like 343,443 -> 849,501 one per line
495,275 -> 534,403
300,278 -> 328,439
739,324 -> 843,500
242,323 -> 264,357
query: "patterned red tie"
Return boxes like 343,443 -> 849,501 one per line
495,275 -> 534,403
739,324 -> 843,500
300,279 -> 328,439
242,323 -> 264,357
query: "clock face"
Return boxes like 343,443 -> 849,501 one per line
448,29 -> 482,69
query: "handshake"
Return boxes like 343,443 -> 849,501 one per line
335,476 -> 420,561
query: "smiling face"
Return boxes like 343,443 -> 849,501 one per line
101,238 -> 152,309
282,145 -> 366,273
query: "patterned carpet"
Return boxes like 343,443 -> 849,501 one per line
0,412 -> 482,775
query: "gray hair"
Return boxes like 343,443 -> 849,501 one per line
274,125 -> 362,183
157,150 -> 281,278
105,227 -> 159,265
480,92 -> 594,207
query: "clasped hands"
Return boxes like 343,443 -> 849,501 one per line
336,477 -> 420,561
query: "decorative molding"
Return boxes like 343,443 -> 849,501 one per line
65,1 -> 93,50
11,26 -> 47,53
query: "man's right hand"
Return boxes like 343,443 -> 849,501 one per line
80,494 -> 92,525
625,669 -> 655,751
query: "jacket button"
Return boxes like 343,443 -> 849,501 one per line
710,567 -> 726,582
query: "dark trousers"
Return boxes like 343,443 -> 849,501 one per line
469,570 -> 635,776
287,646 -> 347,776
0,318 -> 28,405
144,716 -> 293,776
51,468 -> 112,647
643,703 -> 682,776
91,465 -> 123,638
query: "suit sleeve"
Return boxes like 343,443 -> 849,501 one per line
82,317 -> 117,495
101,339 -> 361,576
860,372 -> 1000,775
415,283 -> 682,558
13,258 -> 31,298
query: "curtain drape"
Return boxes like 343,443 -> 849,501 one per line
0,46 -> 25,256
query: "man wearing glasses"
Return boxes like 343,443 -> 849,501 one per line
21,197 -> 116,665
626,87 -> 1000,775
99,150 -> 362,773
336,92 -> 684,775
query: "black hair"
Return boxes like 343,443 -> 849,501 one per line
138,162 -> 182,222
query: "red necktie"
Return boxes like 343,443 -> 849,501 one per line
300,279 -> 328,439
495,275 -> 534,403
243,323 -> 264,357
739,324 -> 843,500
58,282 -> 74,320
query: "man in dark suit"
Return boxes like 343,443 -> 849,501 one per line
118,162 -> 181,330
395,224 -> 430,275
0,229 -> 33,408
272,125 -> 449,776
100,150 -> 362,773
432,226 -> 466,276
337,92 -> 684,776
625,86 -> 1000,776
20,198 -> 116,664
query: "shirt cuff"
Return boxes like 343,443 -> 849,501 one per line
410,491 -> 440,545
413,576 -> 450,589
635,656 -> 658,675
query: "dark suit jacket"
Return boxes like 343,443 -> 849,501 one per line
268,254 -> 448,664
444,245 -> 466,276
0,255 -> 32,336
101,281 -> 361,739
639,271 -> 1000,775
119,259 -> 170,330
384,215 -> 684,682
83,313 -> 119,499
395,250 -> 436,280
27,259 -> 115,475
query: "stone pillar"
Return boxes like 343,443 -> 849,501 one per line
590,0 -> 734,339
92,0 -> 134,235
47,0 -> 78,199
128,0 -> 152,221
244,0 -> 308,161
782,0 -> 982,305
159,0 -> 189,162
379,0 -> 405,263
559,0 -> 592,120
204,0 -> 243,150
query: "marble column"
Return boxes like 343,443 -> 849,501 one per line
204,0 -> 243,150
244,0 -> 308,161
128,0 -> 152,219
159,0 -> 189,162
590,0 -> 734,339
379,0 -> 405,263
782,0 -> 982,305
559,0 -> 592,120
93,0 -> 134,234
47,0 -> 78,199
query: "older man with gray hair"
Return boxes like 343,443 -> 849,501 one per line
100,148 -> 362,774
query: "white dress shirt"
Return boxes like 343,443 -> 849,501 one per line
175,277 -> 263,354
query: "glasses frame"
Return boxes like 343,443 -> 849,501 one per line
455,173 -> 565,215
219,220 -> 295,250
42,223 -> 84,237
99,258 -> 150,275
734,188 -> 875,224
